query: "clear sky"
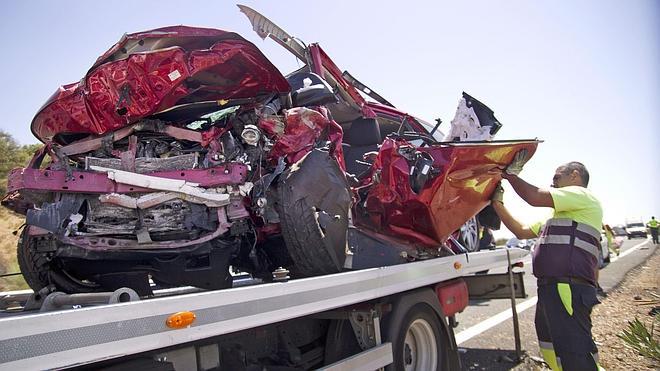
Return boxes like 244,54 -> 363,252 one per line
1,1 -> 658,235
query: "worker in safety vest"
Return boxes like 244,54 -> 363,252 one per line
491,152 -> 604,371
647,216 -> 659,244
603,224 -> 619,256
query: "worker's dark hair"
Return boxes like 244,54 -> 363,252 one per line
561,161 -> 590,186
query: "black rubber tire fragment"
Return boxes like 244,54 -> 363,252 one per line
17,227 -> 100,293
277,149 -> 351,277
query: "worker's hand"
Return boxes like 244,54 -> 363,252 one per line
491,183 -> 504,204
505,149 -> 529,176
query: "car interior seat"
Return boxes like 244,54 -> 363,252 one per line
286,71 -> 337,107
342,117 -> 381,176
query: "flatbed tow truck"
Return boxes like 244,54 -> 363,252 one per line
0,247 -> 528,370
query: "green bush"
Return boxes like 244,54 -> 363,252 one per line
0,131 -> 41,195
617,317 -> 660,362
0,131 -> 35,291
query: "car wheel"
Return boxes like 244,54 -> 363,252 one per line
386,304 -> 447,371
16,228 -> 50,292
278,149 -> 352,277
457,216 -> 480,252
17,227 -> 101,293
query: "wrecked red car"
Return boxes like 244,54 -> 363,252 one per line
2,6 -> 538,295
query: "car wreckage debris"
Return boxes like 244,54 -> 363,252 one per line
89,165 -> 231,207
2,20 -> 539,295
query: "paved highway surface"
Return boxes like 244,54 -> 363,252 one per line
456,237 -> 656,370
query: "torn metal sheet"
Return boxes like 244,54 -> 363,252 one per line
237,4 -> 307,62
85,153 -> 198,173
99,190 -> 229,208
89,166 -> 230,206
26,194 -> 86,233
60,208 -> 230,250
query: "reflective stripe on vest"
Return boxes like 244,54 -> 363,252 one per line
537,235 -> 600,258
545,218 -> 601,239
533,218 -> 600,284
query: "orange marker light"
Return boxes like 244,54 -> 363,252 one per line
453,262 -> 462,270
166,311 -> 196,329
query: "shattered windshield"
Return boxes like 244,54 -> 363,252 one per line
187,106 -> 241,130
414,117 -> 445,142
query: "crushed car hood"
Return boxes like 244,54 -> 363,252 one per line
32,26 -> 290,143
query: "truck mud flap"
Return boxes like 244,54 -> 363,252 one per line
463,272 -> 527,300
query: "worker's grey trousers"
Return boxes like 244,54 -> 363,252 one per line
535,281 -> 600,370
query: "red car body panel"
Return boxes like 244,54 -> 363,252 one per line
264,107 -> 344,167
7,164 -> 247,195
32,26 -> 290,143
359,139 -> 538,246
309,44 -> 376,118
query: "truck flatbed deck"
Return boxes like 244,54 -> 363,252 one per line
0,248 -> 527,370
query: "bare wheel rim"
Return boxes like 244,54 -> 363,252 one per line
460,216 -> 479,252
403,318 -> 438,371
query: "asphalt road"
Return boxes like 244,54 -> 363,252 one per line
455,237 -> 657,371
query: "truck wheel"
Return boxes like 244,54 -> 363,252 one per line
278,149 -> 351,277
17,228 -> 101,293
386,304 -> 448,371
323,319 -> 362,365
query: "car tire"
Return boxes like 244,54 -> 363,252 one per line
278,149 -> 352,277
17,227 -> 101,293
385,303 -> 448,371
16,228 -> 50,292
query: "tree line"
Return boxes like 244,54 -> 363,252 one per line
0,131 -> 41,195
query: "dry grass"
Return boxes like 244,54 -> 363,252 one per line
592,248 -> 660,370
0,207 -> 28,291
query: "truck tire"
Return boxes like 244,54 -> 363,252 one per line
386,303 -> 448,371
278,149 -> 351,277
323,319 -> 362,365
17,227 -> 101,293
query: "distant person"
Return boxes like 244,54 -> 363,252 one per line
491,154 -> 604,371
647,216 -> 659,244
604,224 -> 619,256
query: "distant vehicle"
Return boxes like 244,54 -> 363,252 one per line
612,225 -> 627,237
625,221 -> 648,239
598,232 -> 614,268
506,237 -> 523,249
506,237 -> 536,250
524,238 -> 537,250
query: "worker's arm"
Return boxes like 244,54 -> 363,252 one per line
491,201 -> 538,239
502,173 -> 554,208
